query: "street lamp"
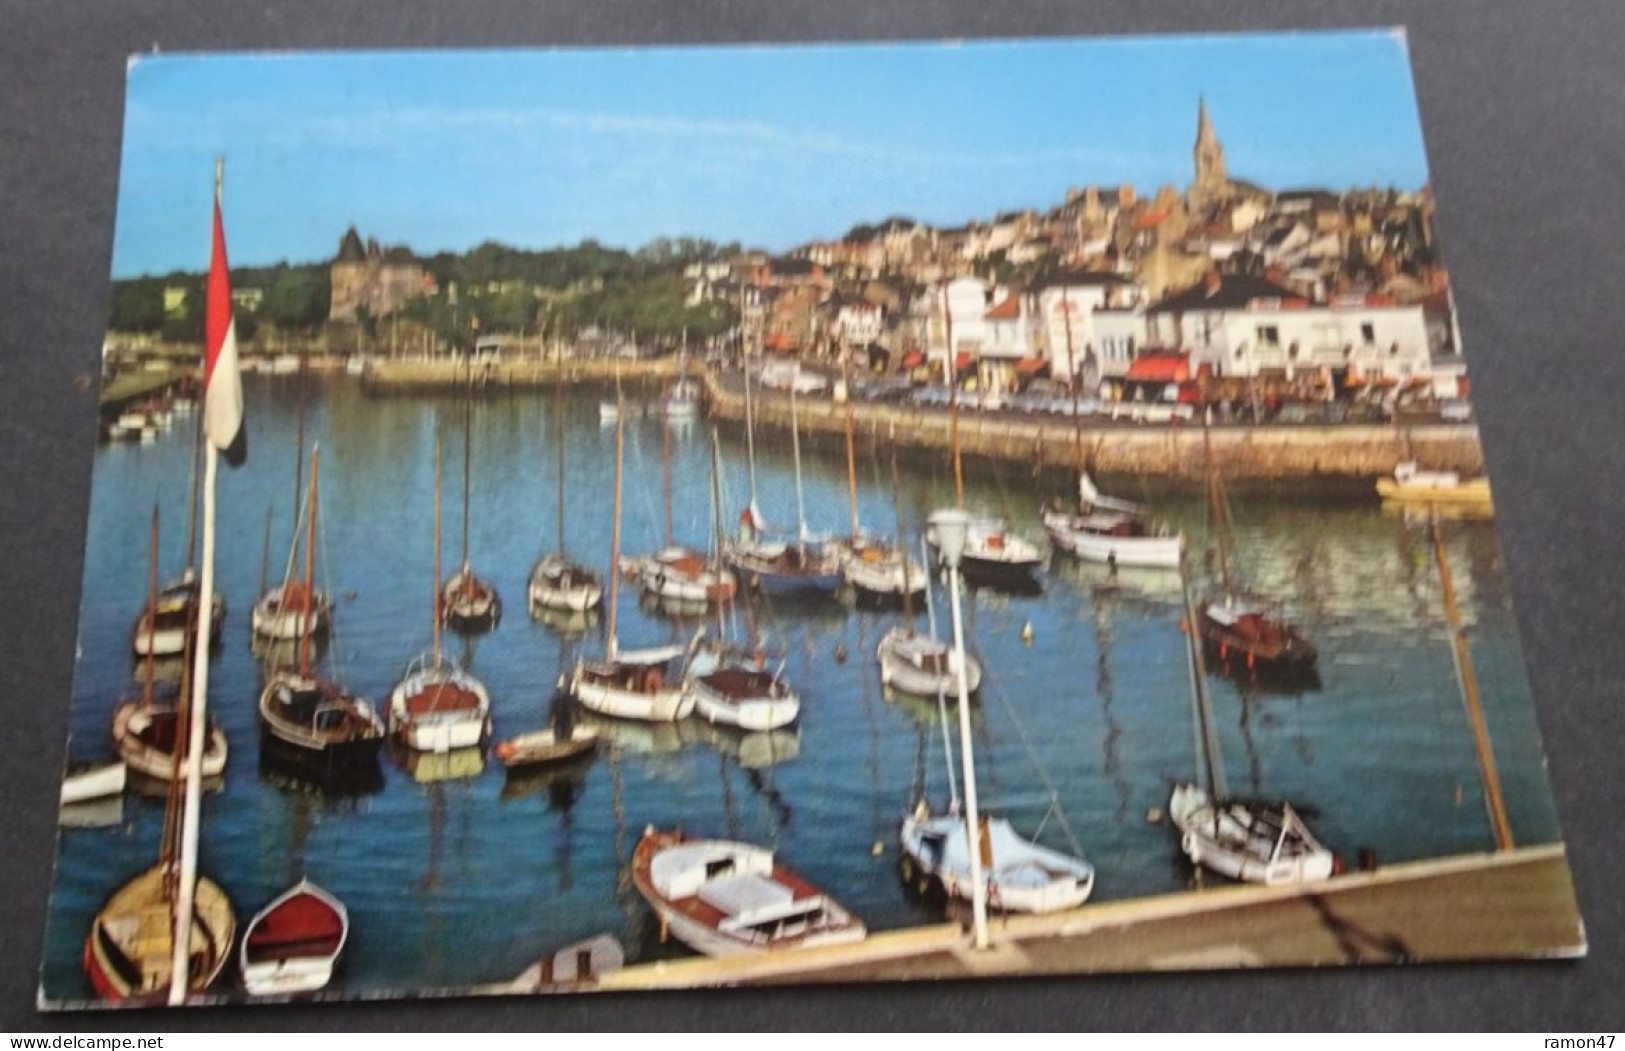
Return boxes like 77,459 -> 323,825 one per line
927,507 -> 989,951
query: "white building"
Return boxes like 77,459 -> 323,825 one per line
1031,272 -> 1146,384
1144,272 -> 1433,383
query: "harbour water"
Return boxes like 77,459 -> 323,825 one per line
41,375 -> 1563,1003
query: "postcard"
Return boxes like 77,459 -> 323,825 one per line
44,30 -> 1583,1009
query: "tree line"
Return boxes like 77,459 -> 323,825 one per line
107,236 -> 743,347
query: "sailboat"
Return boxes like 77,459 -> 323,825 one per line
114,507 -> 228,784
131,416 -> 224,658
257,447 -> 386,779
441,380 -> 501,632
1195,414 -> 1318,685
876,481 -> 982,698
622,375 -> 738,607
725,380 -> 841,597
388,429 -> 492,753
251,365 -> 331,643
683,430 -> 802,733
529,380 -> 604,615
1169,544 -> 1335,885
1043,472 -> 1183,569
899,511 -> 1092,915
238,878 -> 348,996
926,321 -> 1042,589
832,352 -> 926,605
570,394 -> 697,723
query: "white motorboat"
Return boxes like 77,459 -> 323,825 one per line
632,827 -> 867,957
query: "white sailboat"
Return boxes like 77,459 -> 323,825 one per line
529,380 -> 603,615
877,535 -> 982,698
252,365 -> 331,643
1169,544 -> 1335,885
1042,472 -> 1183,569
388,429 -> 492,754
684,430 -> 800,732
571,394 -> 696,723
441,379 -> 501,632
899,510 -> 1092,918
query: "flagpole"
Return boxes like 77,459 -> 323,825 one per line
170,158 -> 227,1004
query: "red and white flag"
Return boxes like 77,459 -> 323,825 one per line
204,183 -> 246,466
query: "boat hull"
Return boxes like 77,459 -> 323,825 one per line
1043,511 -> 1182,569
239,880 -> 348,997
387,661 -> 491,753
83,864 -> 235,1003
689,673 -> 800,733
876,627 -> 982,698
572,671 -> 693,723
111,701 -> 229,781
61,762 -> 127,806
1169,784 -> 1335,886
250,584 -> 332,642
899,809 -> 1094,915
258,672 -> 386,771
494,729 -> 600,771
528,557 -> 604,613
631,828 -> 867,958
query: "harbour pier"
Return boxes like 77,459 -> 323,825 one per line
589,844 -> 1579,991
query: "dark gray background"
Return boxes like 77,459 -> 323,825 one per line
3,0 -> 1620,1032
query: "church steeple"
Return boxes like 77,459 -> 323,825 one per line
1191,95 -> 1228,209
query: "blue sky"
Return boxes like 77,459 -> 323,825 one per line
112,30 -> 1429,277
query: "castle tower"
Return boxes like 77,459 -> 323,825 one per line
1191,96 -> 1228,209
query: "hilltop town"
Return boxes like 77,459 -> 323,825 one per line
105,100 -> 1461,413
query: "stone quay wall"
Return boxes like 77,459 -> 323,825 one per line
700,376 -> 1484,485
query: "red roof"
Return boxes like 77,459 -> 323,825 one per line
985,294 -> 1021,320
1123,353 -> 1189,383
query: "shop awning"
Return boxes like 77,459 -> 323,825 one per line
1123,353 -> 1189,384
1015,357 -> 1050,375
954,352 -> 977,373
900,351 -> 925,369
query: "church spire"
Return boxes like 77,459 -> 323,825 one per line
1191,95 -> 1228,209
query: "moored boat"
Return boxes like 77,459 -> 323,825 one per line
631,827 -> 867,957
876,625 -> 982,698
61,760 -> 127,807
899,802 -> 1095,914
239,879 -> 348,997
112,695 -> 228,783
84,863 -> 236,1003
684,643 -> 800,732
388,652 -> 492,753
493,726 -> 601,772
1376,460 -> 1494,509
132,572 -> 225,658
1043,474 -> 1181,569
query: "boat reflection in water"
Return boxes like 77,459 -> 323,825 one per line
392,744 -> 487,785
572,709 -> 699,758
498,749 -> 597,805
692,720 -> 801,770
258,743 -> 385,799
530,604 -> 601,638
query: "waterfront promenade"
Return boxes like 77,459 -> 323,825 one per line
582,844 -> 1579,991
356,355 -> 1484,483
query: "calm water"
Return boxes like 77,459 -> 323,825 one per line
41,376 -> 1563,1003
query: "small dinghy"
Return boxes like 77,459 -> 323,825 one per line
239,879 -> 348,996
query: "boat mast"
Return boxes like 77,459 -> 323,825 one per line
743,316 -> 760,509
291,359 -> 306,545
662,381 -> 673,549
842,338 -> 860,538
1178,545 -> 1228,805
1430,518 -> 1514,850
461,374 -> 473,573
432,426 -> 443,666
891,443 -> 913,625
1061,287 -> 1083,474
790,382 -> 809,546
555,377 -> 566,558
143,505 -> 159,708
298,446 -> 319,675
1202,408 -> 1233,595
606,393 -> 625,661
